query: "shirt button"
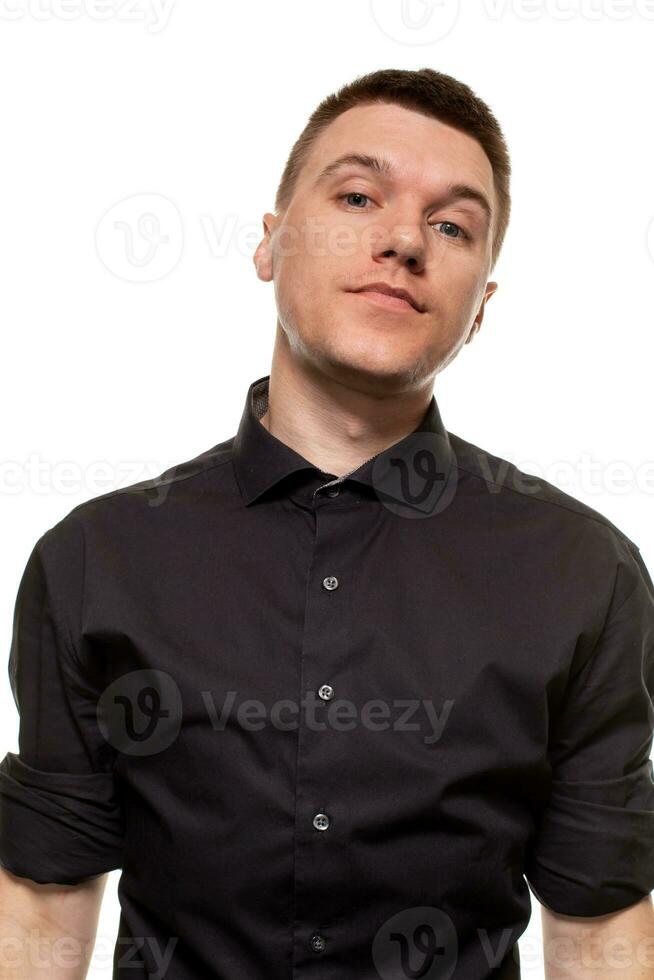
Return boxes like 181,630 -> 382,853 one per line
322,576 -> 339,591
318,684 -> 334,701
313,812 -> 330,831
310,934 -> 326,953
326,486 -> 340,497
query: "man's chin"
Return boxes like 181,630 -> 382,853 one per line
304,344 -> 427,393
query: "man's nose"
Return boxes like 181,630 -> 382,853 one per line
369,219 -> 427,272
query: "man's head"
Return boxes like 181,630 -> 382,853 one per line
254,68 -> 511,396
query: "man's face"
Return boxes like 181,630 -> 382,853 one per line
254,102 -> 498,392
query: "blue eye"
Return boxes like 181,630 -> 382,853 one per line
341,192 -> 370,208
339,195 -> 470,241
433,221 -> 469,240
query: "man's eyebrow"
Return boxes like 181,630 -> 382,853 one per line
314,152 -> 394,184
313,152 -> 493,227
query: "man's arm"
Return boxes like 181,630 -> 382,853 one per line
542,894 -> 654,978
0,867 -> 107,979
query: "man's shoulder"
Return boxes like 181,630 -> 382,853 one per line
38,435 -> 237,548
448,429 -> 640,557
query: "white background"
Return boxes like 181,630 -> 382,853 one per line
1,1 -> 653,977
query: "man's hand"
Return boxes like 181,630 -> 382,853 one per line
542,894 -> 654,978
0,867 -> 107,979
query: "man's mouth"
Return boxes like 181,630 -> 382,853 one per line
348,281 -> 424,313
352,290 -> 417,313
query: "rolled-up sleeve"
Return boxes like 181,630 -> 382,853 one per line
525,539 -> 654,916
0,522 -> 124,884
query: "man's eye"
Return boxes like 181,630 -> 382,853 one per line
339,196 -> 470,242
432,221 -> 469,241
340,192 -> 371,209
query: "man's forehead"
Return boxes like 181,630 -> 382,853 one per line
301,103 -> 495,196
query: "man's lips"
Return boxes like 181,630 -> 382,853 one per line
349,289 -> 418,313
347,281 -> 424,312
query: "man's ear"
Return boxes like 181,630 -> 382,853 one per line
465,281 -> 498,344
253,212 -> 279,283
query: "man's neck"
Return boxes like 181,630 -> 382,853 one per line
258,337 -> 434,479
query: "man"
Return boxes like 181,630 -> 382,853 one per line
1,67 -> 653,979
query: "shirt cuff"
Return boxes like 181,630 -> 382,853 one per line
0,752 -> 124,885
525,758 -> 654,915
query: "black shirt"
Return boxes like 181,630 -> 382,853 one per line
1,372 -> 654,979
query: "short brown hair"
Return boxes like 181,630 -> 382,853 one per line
274,68 -> 511,271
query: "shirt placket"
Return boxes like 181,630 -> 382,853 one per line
290,473 -> 366,974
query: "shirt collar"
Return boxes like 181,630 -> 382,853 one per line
232,374 -> 454,506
